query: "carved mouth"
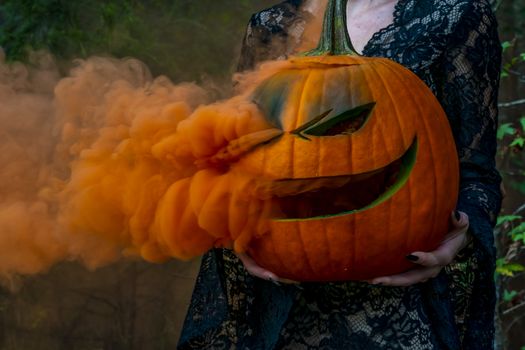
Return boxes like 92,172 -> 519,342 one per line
256,138 -> 417,221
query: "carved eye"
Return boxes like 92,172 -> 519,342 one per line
292,103 -> 375,139
305,103 -> 376,136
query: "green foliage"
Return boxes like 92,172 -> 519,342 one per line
497,215 -> 522,226
501,40 -> 525,80
496,259 -> 525,277
502,289 -> 518,302
0,0 -> 274,82
497,123 -> 517,140
0,0 -> 119,61
502,41 -> 512,52
498,116 -> 525,194
508,222 -> 525,243
496,28 -> 525,349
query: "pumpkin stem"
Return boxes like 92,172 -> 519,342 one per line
303,0 -> 358,56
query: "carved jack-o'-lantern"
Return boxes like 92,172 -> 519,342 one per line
232,0 -> 459,281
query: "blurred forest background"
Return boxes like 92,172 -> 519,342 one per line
0,0 -> 524,349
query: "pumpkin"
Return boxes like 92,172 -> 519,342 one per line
230,0 -> 459,281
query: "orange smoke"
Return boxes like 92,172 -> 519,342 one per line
296,0 -> 328,53
0,51 -> 293,279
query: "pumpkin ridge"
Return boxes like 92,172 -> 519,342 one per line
315,70 -> 327,177
351,209 -> 357,276
298,221 -> 319,277
320,67 -> 330,123
315,135 -> 321,180
342,65 -> 358,177
290,70 -> 317,179
408,68 -> 456,246
319,216 -> 333,275
366,62 -> 417,253
365,64 -> 404,255
296,70 -> 318,131
363,65 -> 392,181
383,61 -> 440,250
267,227 -> 286,275
412,89 -> 441,249
290,70 -> 316,179
365,65 -> 419,260
291,135 -> 296,179
292,221 -> 313,277
362,63 -> 404,257
367,63 -> 408,149
347,65 -> 357,138
363,67 -> 393,258
366,69 -> 379,176
344,66 -> 354,175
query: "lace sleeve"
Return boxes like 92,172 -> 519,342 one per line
236,14 -> 271,72
236,1 -> 304,72
439,0 -> 503,259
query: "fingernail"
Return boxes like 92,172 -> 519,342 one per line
454,210 -> 461,221
406,254 -> 419,262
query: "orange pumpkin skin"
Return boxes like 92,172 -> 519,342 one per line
233,54 -> 460,281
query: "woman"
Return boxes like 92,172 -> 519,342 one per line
178,0 -> 502,349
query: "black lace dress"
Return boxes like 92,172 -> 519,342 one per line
178,0 -> 503,349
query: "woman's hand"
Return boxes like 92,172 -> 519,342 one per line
237,211 -> 469,287
235,252 -> 299,285
369,211 -> 470,287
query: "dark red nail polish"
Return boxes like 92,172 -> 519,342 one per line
406,254 -> 419,262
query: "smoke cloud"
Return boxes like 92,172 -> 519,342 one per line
0,50 -> 295,280
0,0 -> 333,281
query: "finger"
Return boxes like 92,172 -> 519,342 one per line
443,211 -> 471,251
451,210 -> 469,230
408,230 -> 467,267
443,212 -> 469,244
371,266 -> 442,287
406,212 -> 470,267
235,253 -> 299,284
236,252 -> 278,280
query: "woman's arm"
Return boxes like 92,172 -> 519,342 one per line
237,13 -> 268,72
440,0 -> 503,261
368,0 -> 503,287
237,1 -> 304,72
